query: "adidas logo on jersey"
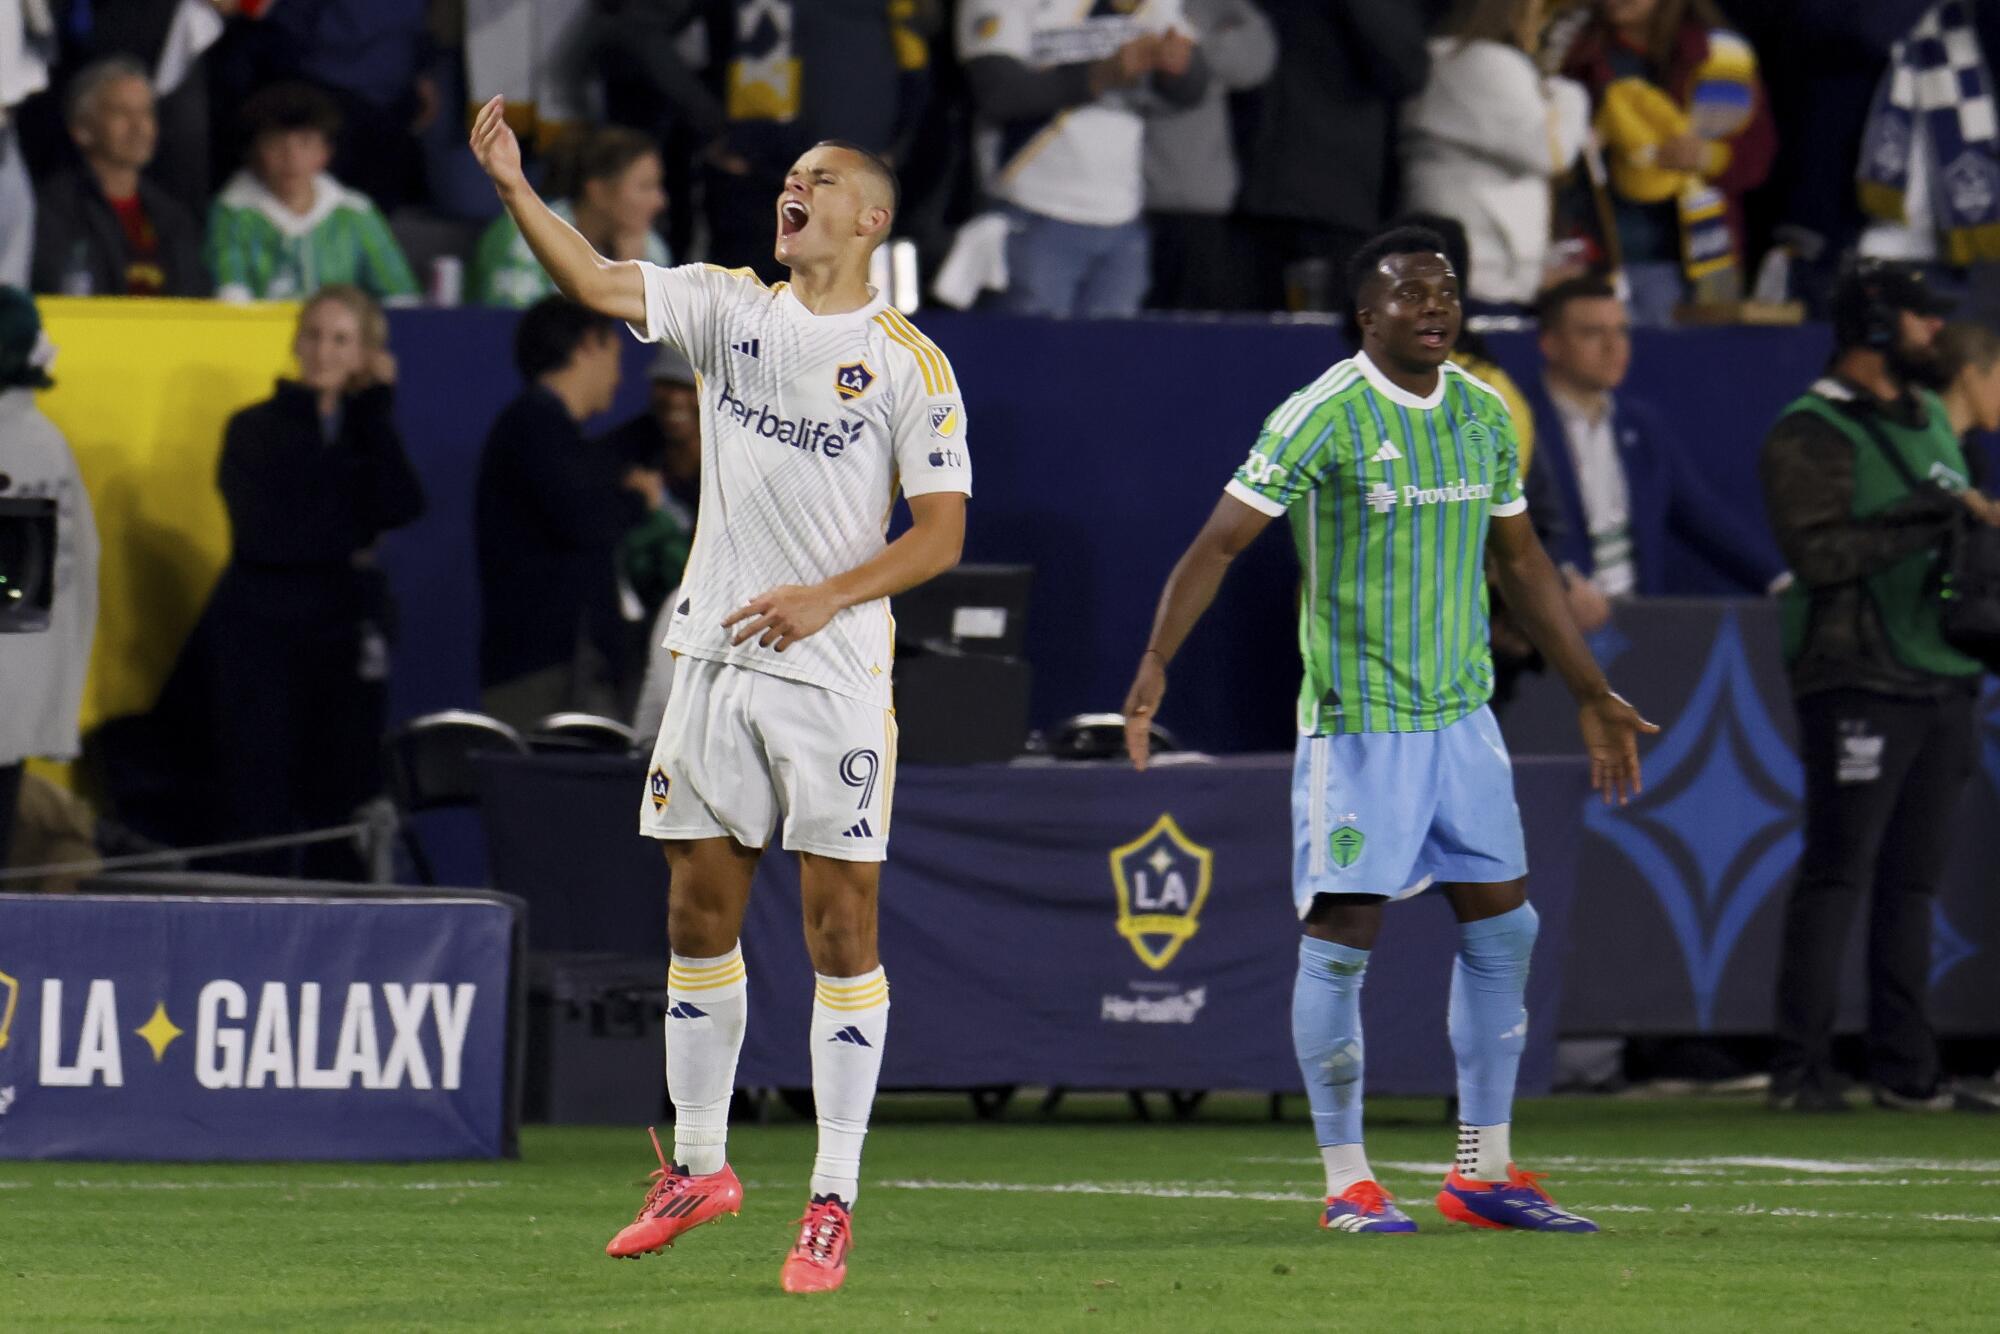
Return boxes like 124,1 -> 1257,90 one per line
731,338 -> 761,358
828,1026 -> 873,1047
1369,440 -> 1403,464
841,818 -> 875,839
716,383 -> 864,458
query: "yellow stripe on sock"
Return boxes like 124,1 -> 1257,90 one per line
814,973 -> 886,996
815,982 -> 889,1010
669,953 -> 743,978
670,963 -> 747,992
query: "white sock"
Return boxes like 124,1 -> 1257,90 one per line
665,945 -> 748,1176
1455,1122 -> 1511,1181
1321,1143 -> 1374,1196
808,967 -> 890,1205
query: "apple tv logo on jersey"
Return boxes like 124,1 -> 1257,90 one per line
716,382 -> 862,458
927,445 -> 964,469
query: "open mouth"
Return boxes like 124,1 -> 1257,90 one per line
1417,326 -> 1449,350
779,200 -> 810,239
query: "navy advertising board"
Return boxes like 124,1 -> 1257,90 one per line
0,894 -> 516,1160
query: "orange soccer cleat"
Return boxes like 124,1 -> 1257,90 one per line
778,1195 -> 854,1293
603,1127 -> 743,1258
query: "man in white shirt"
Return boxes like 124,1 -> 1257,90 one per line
471,97 -> 971,1296
959,0 -> 1209,316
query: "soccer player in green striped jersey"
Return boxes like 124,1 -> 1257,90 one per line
1123,226 -> 1658,1236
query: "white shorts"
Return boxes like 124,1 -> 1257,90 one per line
639,656 -> 897,862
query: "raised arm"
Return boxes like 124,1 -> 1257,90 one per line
469,97 -> 646,325
1120,492 -> 1274,769
1486,509 -> 1659,802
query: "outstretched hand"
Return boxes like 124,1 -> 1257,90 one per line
1579,690 -> 1660,806
469,95 -> 527,195
1121,653 -> 1168,771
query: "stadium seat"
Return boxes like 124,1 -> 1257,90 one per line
527,713 -> 641,756
382,710 -> 528,882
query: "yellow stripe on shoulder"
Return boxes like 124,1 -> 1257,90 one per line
884,309 -> 955,392
700,263 -> 770,289
873,314 -> 942,394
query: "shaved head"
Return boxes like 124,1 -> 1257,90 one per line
812,139 -> 899,218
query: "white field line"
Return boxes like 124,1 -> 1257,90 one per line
0,1178 -> 509,1192
877,1179 -> 2000,1225
1237,1155 -> 2000,1177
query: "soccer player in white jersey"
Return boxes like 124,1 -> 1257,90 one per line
471,97 -> 972,1294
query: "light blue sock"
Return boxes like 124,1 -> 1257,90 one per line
1293,936 -> 1369,1147
1448,902 -> 1540,1128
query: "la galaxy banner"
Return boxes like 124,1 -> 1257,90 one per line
0,894 -> 516,1160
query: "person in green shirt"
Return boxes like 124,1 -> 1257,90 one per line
206,83 -> 419,305
469,125 -> 670,308
1123,224 -> 1655,1235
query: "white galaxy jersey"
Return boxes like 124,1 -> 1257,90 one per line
628,262 -> 972,707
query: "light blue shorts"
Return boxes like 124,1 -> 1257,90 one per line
1290,705 -> 1528,914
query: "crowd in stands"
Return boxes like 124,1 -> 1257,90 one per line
0,1 -> 1984,323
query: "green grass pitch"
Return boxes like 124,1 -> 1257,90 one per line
8,1095 -> 1998,1331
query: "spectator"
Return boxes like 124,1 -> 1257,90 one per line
475,296 -> 635,731
1523,275 -> 1785,595
206,81 -> 419,303
31,57 -> 211,297
1560,0 -> 1777,324
203,285 -> 424,879
0,0 -> 52,287
599,345 -> 700,699
0,286 -> 97,872
1142,0 -> 1275,312
1235,0 -> 1429,311
1934,321 -> 2000,440
255,0 -> 437,211
959,0 -> 1210,317
703,0 -> 939,280
469,125 -> 669,308
1401,0 -> 1591,313
1761,259 -> 2000,1114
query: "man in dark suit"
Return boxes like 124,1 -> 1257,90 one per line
1524,276 -> 1785,597
474,297 -> 634,731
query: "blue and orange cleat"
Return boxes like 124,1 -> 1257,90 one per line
779,1195 -> 854,1293
1436,1165 -> 1598,1232
1319,1180 -> 1418,1234
604,1127 -> 743,1258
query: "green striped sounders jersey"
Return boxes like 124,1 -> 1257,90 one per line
1225,352 -> 1527,735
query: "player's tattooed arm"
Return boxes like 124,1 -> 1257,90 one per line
469,96 -> 646,325
1122,492 -> 1274,771
723,492 -> 967,652
1486,511 -> 1659,805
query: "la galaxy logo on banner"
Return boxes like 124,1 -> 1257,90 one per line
1108,815 -> 1212,971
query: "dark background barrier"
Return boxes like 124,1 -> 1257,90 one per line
1504,600 -> 1999,1036
371,310 -> 1849,754
475,753 -> 1587,1095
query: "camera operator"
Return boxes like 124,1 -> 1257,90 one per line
1759,259 -> 2000,1114
0,287 -> 98,869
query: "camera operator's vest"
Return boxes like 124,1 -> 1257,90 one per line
1778,388 -> 1984,679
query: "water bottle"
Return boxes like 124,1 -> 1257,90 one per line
60,241 -> 93,296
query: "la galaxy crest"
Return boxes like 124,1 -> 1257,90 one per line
835,361 -> 877,401
648,767 -> 671,813
1109,815 -> 1213,971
